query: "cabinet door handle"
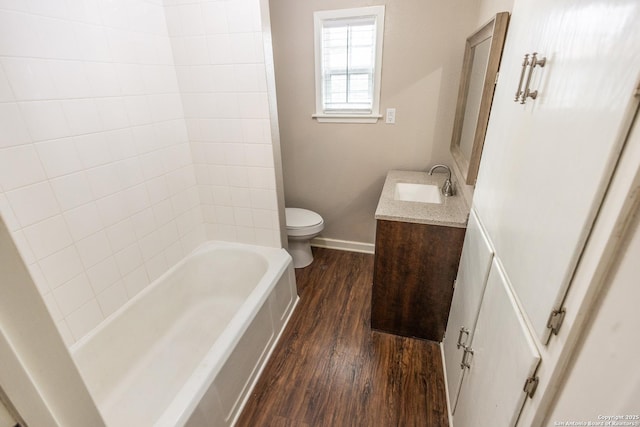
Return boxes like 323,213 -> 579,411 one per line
460,347 -> 474,370
514,54 -> 530,102
456,327 -> 470,349
520,52 -> 547,104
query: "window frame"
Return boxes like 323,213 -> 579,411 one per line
312,6 -> 385,123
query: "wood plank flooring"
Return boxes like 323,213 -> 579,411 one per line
236,248 -> 449,427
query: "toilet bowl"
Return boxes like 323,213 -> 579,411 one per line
285,208 -> 324,268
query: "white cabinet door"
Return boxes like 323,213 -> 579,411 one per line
454,260 -> 540,427
443,209 -> 494,411
473,0 -> 640,341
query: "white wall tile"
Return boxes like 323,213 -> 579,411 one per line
95,97 -> 130,130
237,92 -> 269,119
201,2 -> 228,34
122,265 -> 149,298
0,69 -> 17,103
105,219 -> 137,252
64,202 -> 103,241
250,188 -> 277,210
86,162 -> 122,199
53,273 -> 94,316
86,256 -> 120,294
84,62 -> 121,97
62,99 -> 103,135
27,0 -> 70,19
225,0 -> 261,33
38,16 -> 80,60
230,187 -> 251,208
38,245 -> 84,289
74,23 -> 111,62
0,145 -> 45,190
65,300 -> 103,340
96,191 -> 130,227
22,215 -> 73,259
139,229 -> 164,260
247,166 -> 276,189
50,172 -> 94,211
6,182 -> 59,227
105,129 -> 137,160
131,207 -> 157,239
115,243 -> 143,276
145,251 -> 167,281
74,133 -> 112,168
0,10 -> 45,57
76,231 -> 111,268
1,57 -> 58,100
48,60 -> 92,99
35,138 -> 83,178
96,281 -> 127,317
124,96 -> 153,125
19,101 -> 70,142
0,1 -> 30,13
0,104 -> 31,148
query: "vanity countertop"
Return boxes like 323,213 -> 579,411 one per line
375,170 -> 469,228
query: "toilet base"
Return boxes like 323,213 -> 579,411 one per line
288,239 -> 314,268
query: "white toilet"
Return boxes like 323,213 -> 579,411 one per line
285,208 -> 324,268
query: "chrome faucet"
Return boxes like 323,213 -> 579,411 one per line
428,164 -> 455,197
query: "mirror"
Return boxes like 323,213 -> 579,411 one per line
450,12 -> 509,185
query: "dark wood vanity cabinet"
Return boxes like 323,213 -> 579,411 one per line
371,219 -> 466,341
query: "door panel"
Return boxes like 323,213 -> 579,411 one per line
473,0 -> 640,340
443,210 -> 494,410
454,260 -> 540,427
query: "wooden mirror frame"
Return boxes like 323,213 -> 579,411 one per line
450,12 -> 509,185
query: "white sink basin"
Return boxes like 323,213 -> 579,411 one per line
394,183 -> 442,204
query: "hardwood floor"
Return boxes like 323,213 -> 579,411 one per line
236,248 -> 449,427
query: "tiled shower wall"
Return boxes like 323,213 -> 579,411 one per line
164,0 -> 281,247
0,0 -> 281,346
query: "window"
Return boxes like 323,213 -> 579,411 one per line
313,6 -> 385,123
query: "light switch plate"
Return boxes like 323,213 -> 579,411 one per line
386,108 -> 396,124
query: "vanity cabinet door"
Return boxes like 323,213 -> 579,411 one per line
372,220 -> 466,341
453,260 -> 540,427
442,209 -> 493,411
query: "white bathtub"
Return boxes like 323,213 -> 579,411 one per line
71,241 -> 298,427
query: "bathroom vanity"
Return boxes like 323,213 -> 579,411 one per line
372,170 -> 468,341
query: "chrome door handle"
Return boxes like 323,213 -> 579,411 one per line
520,52 -> 547,104
456,327 -> 469,349
514,54 -> 530,102
460,347 -> 474,370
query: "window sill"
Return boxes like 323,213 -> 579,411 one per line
312,113 -> 382,124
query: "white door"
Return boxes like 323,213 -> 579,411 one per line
442,209 -> 493,411
473,0 -> 640,341
454,260 -> 540,427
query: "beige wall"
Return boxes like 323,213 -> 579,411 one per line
270,0 -> 478,244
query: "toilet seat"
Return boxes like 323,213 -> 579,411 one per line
285,208 -> 324,237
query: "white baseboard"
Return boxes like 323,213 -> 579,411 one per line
310,237 -> 375,254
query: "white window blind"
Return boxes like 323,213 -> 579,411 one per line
313,7 -> 385,123
321,17 -> 376,112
